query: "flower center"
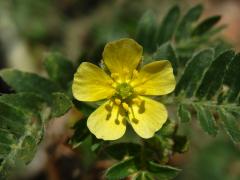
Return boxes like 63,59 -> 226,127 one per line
116,82 -> 133,99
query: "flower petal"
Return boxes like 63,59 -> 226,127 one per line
131,60 -> 176,96
103,38 -> 143,77
87,100 -> 126,140
72,62 -> 115,101
128,96 -> 167,138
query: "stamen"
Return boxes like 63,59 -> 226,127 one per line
122,102 -> 129,112
115,106 -> 121,125
111,82 -> 117,88
132,97 -> 142,106
114,98 -> 121,105
130,106 -> 138,124
105,100 -> 113,111
105,101 -> 114,120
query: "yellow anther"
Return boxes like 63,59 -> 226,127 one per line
114,98 -> 121,105
111,82 -> 117,88
111,73 -> 119,80
122,102 -> 129,111
132,98 -> 142,106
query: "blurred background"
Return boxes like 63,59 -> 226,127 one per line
0,0 -> 240,179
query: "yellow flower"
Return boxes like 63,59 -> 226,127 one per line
72,38 -> 176,140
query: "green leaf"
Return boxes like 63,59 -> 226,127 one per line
134,171 -> 154,180
51,92 -> 73,117
0,102 -> 43,178
147,161 -> 181,180
136,10 -> 157,52
105,143 -> 141,160
157,5 -> 181,45
152,42 -> 178,75
105,157 -> 139,180
192,15 -> 221,36
177,104 -> 191,123
0,93 -> 45,116
175,49 -> 214,97
193,104 -> 218,136
147,5 -> 239,144
74,135 -> 97,168
213,39 -> 232,58
175,4 -> 203,42
43,52 -> 74,89
0,69 -> 60,103
196,50 -> 235,99
223,53 -> 240,102
174,48 -> 239,142
69,119 -> 89,148
218,108 -> 240,143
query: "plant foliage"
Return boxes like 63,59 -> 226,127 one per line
0,53 -> 73,178
0,4 -> 239,180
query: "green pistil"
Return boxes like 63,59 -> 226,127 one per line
116,83 -> 133,99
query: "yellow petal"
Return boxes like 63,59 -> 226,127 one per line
131,60 -> 176,96
103,38 -> 143,78
128,96 -> 167,138
87,100 -> 126,140
72,62 -> 115,101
